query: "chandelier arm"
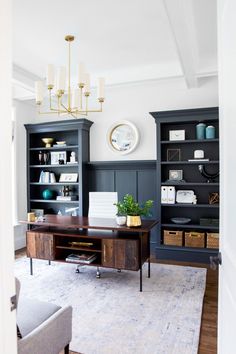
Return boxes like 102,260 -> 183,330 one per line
49,89 -> 53,110
85,95 -> 88,114
47,91 -> 66,112
37,110 -> 69,115
80,87 -> 83,110
58,95 -> 64,115
60,101 -> 74,115
68,40 -> 71,111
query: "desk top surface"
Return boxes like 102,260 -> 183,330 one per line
20,215 -> 158,233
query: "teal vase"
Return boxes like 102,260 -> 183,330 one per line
196,123 -> 206,140
206,125 -> 215,139
42,189 -> 53,200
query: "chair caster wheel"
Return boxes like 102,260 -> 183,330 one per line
96,267 -> 101,278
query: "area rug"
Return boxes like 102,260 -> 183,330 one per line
15,257 -> 206,354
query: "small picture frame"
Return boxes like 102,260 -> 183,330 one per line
31,209 -> 44,218
169,170 -> 183,181
50,151 -> 67,165
169,130 -> 185,141
167,149 -> 181,161
59,173 -> 78,183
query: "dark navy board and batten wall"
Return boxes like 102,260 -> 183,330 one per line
87,160 -> 158,254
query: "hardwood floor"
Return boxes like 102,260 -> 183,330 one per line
15,250 -> 218,354
155,260 -> 218,354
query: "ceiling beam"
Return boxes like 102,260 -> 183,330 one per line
163,0 -> 198,88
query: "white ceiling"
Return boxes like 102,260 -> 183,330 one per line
12,0 -> 217,99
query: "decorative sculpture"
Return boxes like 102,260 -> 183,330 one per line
198,164 -> 220,183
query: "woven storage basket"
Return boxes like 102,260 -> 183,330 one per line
163,230 -> 183,246
185,231 -> 205,248
206,233 -> 219,249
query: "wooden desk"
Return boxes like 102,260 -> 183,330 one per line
20,215 -> 158,291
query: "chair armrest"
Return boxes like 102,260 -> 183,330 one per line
18,305 -> 72,354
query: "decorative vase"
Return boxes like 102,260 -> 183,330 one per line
42,189 -> 53,200
196,123 -> 206,140
206,125 -> 215,139
43,152 -> 49,165
116,215 -> 127,226
126,215 -> 141,227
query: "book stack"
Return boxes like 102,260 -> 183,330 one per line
188,158 -> 209,162
56,196 -> 77,201
65,253 -> 97,264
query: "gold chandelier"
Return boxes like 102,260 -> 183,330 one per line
35,35 -> 105,118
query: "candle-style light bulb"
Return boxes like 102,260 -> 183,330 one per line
46,64 -> 55,88
35,81 -> 44,104
84,73 -> 90,94
78,62 -> 85,86
97,77 -> 105,99
57,66 -> 66,92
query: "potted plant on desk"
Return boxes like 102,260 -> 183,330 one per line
114,201 -> 127,226
114,194 -> 154,227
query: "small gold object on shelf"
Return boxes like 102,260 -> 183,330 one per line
42,138 -> 54,147
69,241 -> 93,247
209,192 -> 219,205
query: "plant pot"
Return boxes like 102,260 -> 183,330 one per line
116,215 -> 127,226
126,215 -> 141,227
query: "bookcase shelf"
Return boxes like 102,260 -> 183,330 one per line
30,182 -> 78,186
161,203 -> 219,208
161,139 -> 219,144
25,119 -> 93,216
161,223 -> 219,230
161,182 -> 219,186
30,164 -> 79,168
150,107 -> 219,263
161,161 -> 219,165
30,145 -> 79,151
30,199 -> 79,204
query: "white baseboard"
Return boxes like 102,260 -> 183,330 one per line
14,224 -> 26,250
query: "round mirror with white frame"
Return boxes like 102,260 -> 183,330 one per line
107,120 -> 140,155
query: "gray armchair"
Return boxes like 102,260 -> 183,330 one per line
16,278 -> 72,354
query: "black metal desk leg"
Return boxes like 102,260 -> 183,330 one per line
30,258 -> 33,275
148,231 -> 151,278
139,233 -> 142,292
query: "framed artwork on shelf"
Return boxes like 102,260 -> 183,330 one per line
31,209 -> 44,217
168,170 -> 183,181
167,149 -> 181,161
59,173 -> 78,183
50,151 -> 67,165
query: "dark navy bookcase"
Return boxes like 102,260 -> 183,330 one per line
150,107 -> 219,262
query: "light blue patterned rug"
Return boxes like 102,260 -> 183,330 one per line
15,257 -> 206,354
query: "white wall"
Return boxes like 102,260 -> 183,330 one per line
0,0 -> 18,351
34,76 -> 218,161
218,0 -> 236,353
13,100 -> 36,249
89,76 -> 219,161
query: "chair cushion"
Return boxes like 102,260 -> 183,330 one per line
17,297 -> 61,337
